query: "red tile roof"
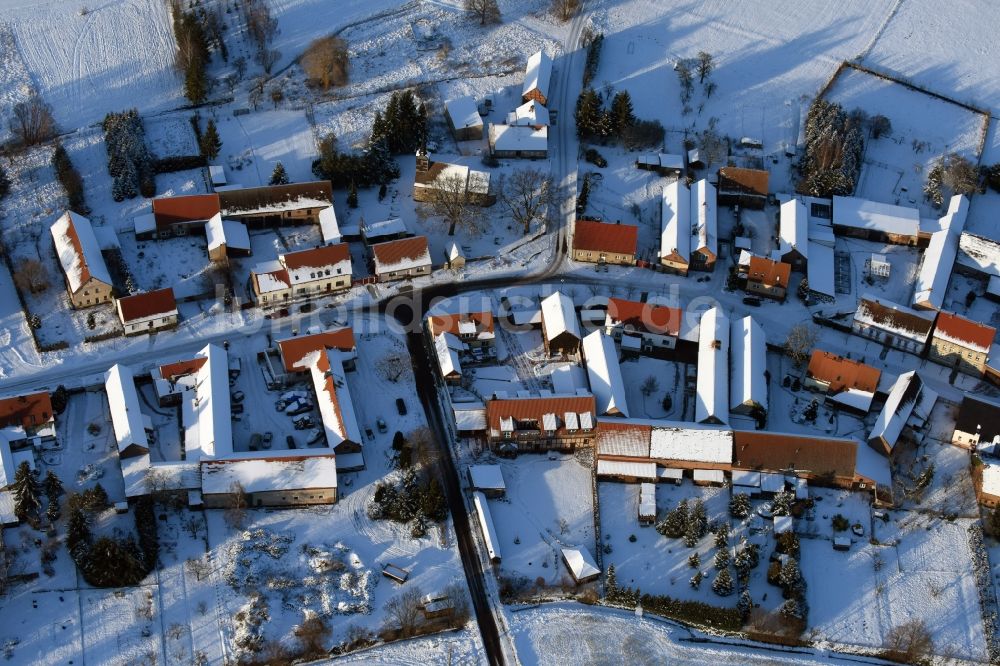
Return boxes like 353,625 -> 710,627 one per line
277,327 -> 356,373
371,236 -> 430,269
158,357 -> 207,380
281,243 -> 350,270
606,298 -> 682,337
117,288 -> 176,323
573,219 -> 639,256
747,256 -> 791,287
733,430 -> 857,480
933,311 -> 996,352
719,167 -> 769,196
0,392 -> 53,430
486,395 -> 596,436
806,350 -> 881,394
152,194 -> 221,229
428,311 -> 495,337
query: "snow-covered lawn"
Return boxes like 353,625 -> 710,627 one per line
620,357 -> 685,420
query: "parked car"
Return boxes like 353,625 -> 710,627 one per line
286,435 -> 296,449
287,402 -> 313,417
365,426 -> 375,441
376,418 -> 387,433
396,398 -> 407,416
306,429 -> 325,446
294,416 -> 314,430
742,296 -> 762,307
230,403 -> 244,415
231,390 -> 245,403
275,399 -> 287,412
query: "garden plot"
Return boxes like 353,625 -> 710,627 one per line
121,234 -> 216,298
823,66 -> 987,215
488,455 -> 595,590
81,587 -> 163,666
620,357 -> 684,420
0,590 -> 83,665
212,110 -> 318,188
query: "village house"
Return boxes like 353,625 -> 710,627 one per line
690,179 -> 718,271
306,347 -> 364,468
745,256 -> 792,301
506,100 -> 550,128
956,231 -> 1000,282
804,350 -> 882,414
371,236 -> 432,282
660,180 -> 692,275
428,312 -> 495,350
717,167 -> 769,209
832,196 -> 924,246
250,243 -> 353,305
778,198 -> 808,271
486,394 -> 597,452
913,195 -> 968,310
104,363 -> 152,459
276,327 -> 357,378
444,95 -> 484,141
205,213 -> 252,263
696,307 -> 729,425
852,296 -> 936,354
603,297 -> 682,354
414,148 -> 495,206
433,332 -> 464,384
201,455 -> 339,509
50,211 -> 114,309
521,49 -> 552,105
582,331 -> 629,418
571,219 -> 639,266
929,311 -> 995,376
0,391 -> 54,435
540,291 -> 582,357
115,288 -> 178,336
952,396 -> 1000,452
488,123 -> 548,159
868,371 -> 938,456
730,315 -> 767,417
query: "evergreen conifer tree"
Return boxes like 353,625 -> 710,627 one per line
66,507 -> 90,560
347,180 -> 358,208
200,119 -> 222,160
605,563 -> 617,599
44,471 -> 63,522
269,161 -> 288,185
12,461 -> 40,523
712,567 -> 734,596
610,91 -> 635,133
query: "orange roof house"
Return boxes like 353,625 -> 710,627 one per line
605,298 -> 682,337
0,392 -> 54,431
806,351 -> 881,393
933,311 -> 996,354
277,328 -> 357,373
572,220 -> 639,262
151,194 -> 221,229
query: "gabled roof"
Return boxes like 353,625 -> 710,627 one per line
434,332 -> 462,378
371,236 -> 431,274
252,260 -> 290,294
0,392 -> 53,431
489,124 -> 548,152
117,288 -> 177,324
691,179 -> 717,256
596,420 -> 651,458
747,256 -> 791,288
650,425 -> 732,464
582,331 -> 629,417
573,219 -> 639,256
507,100 -> 550,127
277,327 -> 356,373
807,241 -> 835,297
832,196 -> 920,237
50,211 -> 112,292
158,357 -> 207,381
219,181 -> 332,216
914,195 -> 968,309
730,316 -> 767,411
486,395 -> 596,436
281,243 -> 352,283
151,194 -> 221,229
319,206 -> 340,245
522,49 -> 552,99
957,232 -> 1000,277
733,430 -> 858,479
428,311 -> 495,339
446,96 -> 483,131
696,307 -> 729,424
104,364 -> 149,456
718,167 -> 769,196
807,350 -> 881,394
933,311 -> 995,353
660,180 -> 691,264
779,199 -> 808,258
0,434 -> 14,489
540,291 -> 581,342
201,455 -> 337,495
869,371 -> 936,451
309,348 -> 363,449
205,214 -> 251,253
855,296 -> 935,344
955,396 -> 1000,444
188,344 -> 233,460
605,298 -> 681,337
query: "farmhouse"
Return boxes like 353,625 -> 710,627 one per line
804,350 -> 881,413
139,193 -> 220,239
730,316 -> 767,416
913,194 -> 968,310
582,331 -> 629,418
250,243 -> 353,304
690,179 -> 718,271
432,332 -> 464,384
371,236 -> 432,281
104,363 -> 151,458
868,371 -> 938,456
696,307 -> 730,425
952,396 -> 1000,452
540,291 -> 582,357
485,394 -> 596,452
201,455 -> 338,508
852,296 -> 936,354
488,123 -> 548,158
778,199 -> 808,270
205,213 -> 252,262
116,288 -> 178,335
521,49 -> 552,105
276,327 -> 357,376
0,391 -> 54,434
50,211 -> 114,309
603,297 -> 681,353
506,100 -> 550,128
745,256 -> 791,301
217,181 -> 333,228
444,96 -> 484,141
414,148 -> 495,206
832,196 -> 922,246
717,167 -> 769,209
571,219 -> 638,266
428,311 -> 495,349
929,311 -> 995,376
659,180 -> 692,275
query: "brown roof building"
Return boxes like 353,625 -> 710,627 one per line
806,351 -> 881,394
152,194 -> 221,230
0,392 -> 54,432
277,328 -> 357,374
745,256 -> 791,301
572,220 -> 639,266
486,395 -> 597,452
718,167 -> 769,209
853,296 -> 936,354
428,312 -> 496,348
116,288 -> 179,335
371,236 -> 432,281
930,311 -> 996,375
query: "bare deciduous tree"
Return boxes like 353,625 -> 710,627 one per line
498,168 -> 554,234
784,323 -> 818,367
464,0 -> 500,25
886,619 -> 934,663
294,615 -> 331,658
640,375 -> 660,397
551,0 -> 580,22
383,586 -> 423,638
257,48 -> 281,75
224,481 -> 248,528
301,36 -> 349,90
14,259 -> 48,294
422,173 -> 477,236
10,96 -> 56,147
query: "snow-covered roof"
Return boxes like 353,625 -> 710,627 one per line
731,469 -> 761,488
522,49 -> 552,99
104,364 -> 149,456
693,469 -> 726,484
650,425 -> 733,463
371,236 -> 431,275
50,211 -> 112,293
869,371 -> 928,451
489,124 -> 548,152
454,404 -> 487,431
120,453 -> 151,499
582,331 -> 629,417
596,459 -> 657,480
134,213 -> 157,236
639,482 -> 656,517
832,196 -> 920,237
855,296 -> 935,344
446,96 -> 483,131
638,153 -> 685,170
760,472 -> 786,494
730,316 -> 767,412
0,434 -> 14,490
201,455 -> 337,495
541,291 -> 581,343
779,199 -> 807,259
309,348 -> 363,450
913,195 -> 968,309
691,180 -> 717,256
116,288 -> 177,324
468,464 -> 505,491
773,514 -> 793,534
828,388 -> 876,413
808,219 -> 836,247
507,100 -> 550,127
596,421 -> 651,458
252,260 -> 290,294
660,180 -> 691,264
190,344 -> 233,460
982,463 -> 1000,498
209,165 -> 226,186
319,206 -> 341,245
696,307 -> 729,424
473,491 -> 500,561
933,311 -> 996,354
363,217 -> 408,241
282,243 -> 352,285
561,545 -> 599,581
807,241 -> 836,297
854,442 -> 892,488
205,214 -> 251,253
434,332 -> 462,378
957,231 -> 1000,278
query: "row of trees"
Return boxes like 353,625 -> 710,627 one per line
242,0 -> 281,74
171,3 -> 212,104
798,99 -> 865,197
103,109 -> 155,201
52,141 -> 87,213
575,88 -> 665,150
67,494 -> 158,587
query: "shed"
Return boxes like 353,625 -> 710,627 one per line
638,482 -> 656,524
760,472 -> 786,495
468,464 -> 506,497
561,545 -> 600,584
693,469 -> 725,486
596,459 -> 657,482
209,165 -> 227,187
473,491 -> 501,562
731,469 -> 761,494
773,515 -> 793,534
833,537 -> 851,551
382,563 -> 410,584
658,466 -> 683,483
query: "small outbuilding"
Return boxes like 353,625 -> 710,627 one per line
561,545 -> 600,584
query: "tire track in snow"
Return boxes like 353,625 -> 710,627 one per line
69,6 -> 97,113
